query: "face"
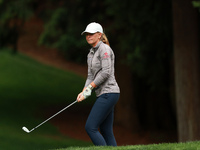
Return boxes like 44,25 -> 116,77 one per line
85,32 -> 102,47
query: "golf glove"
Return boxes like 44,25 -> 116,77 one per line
83,84 -> 94,99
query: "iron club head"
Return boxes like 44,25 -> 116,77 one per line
22,126 -> 30,133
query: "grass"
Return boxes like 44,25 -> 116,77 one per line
55,141 -> 200,150
0,49 -> 93,150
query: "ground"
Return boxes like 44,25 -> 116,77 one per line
17,16 -> 177,146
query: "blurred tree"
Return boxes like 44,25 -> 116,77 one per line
172,0 -> 200,142
0,0 -> 33,53
192,0 -> 200,10
38,0 -> 107,63
105,0 -> 175,131
37,0 -> 175,133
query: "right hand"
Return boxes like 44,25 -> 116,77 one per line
77,92 -> 85,102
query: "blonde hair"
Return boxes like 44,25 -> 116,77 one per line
100,33 -> 110,46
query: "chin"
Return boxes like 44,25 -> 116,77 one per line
88,42 -> 94,45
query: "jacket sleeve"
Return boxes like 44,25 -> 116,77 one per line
93,44 -> 112,86
84,51 -> 93,88
84,66 -> 93,88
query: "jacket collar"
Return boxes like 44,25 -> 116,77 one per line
90,41 -> 103,53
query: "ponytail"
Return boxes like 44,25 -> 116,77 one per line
100,33 -> 110,46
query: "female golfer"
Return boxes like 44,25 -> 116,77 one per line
77,22 -> 120,146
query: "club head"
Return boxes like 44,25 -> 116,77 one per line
22,126 -> 30,133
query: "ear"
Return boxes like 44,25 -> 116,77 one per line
98,33 -> 102,39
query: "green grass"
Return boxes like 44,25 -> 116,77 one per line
55,141 -> 200,150
0,49 -> 93,150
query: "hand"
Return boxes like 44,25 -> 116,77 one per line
77,84 -> 95,102
82,87 -> 92,99
77,92 -> 85,102
82,84 -> 94,99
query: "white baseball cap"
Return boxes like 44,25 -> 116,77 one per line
81,22 -> 103,35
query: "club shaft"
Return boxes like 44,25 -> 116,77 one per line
30,100 -> 77,132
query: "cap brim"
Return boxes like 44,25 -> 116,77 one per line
81,30 -> 99,35
81,31 -> 86,35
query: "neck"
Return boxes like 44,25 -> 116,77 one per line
92,40 -> 100,47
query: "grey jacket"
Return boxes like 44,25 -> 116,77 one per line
84,41 -> 120,97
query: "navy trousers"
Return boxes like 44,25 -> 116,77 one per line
85,93 -> 120,146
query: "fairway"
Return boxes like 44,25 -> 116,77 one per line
0,50 -> 92,150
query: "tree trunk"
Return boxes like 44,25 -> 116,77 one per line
172,0 -> 200,142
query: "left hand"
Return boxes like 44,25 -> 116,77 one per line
77,83 -> 96,102
82,84 -> 93,99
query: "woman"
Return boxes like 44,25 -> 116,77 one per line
77,22 -> 120,146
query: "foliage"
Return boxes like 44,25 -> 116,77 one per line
105,0 -> 173,92
38,0 -> 106,63
193,0 -> 200,13
193,0 -> 200,7
0,0 -> 32,21
103,0 -> 174,130
36,0 -> 174,130
0,0 -> 33,51
38,0 -> 173,92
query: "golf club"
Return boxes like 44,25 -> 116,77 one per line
22,100 -> 77,133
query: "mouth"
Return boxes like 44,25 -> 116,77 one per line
87,39 -> 93,43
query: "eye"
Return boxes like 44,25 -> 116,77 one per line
86,33 -> 94,36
